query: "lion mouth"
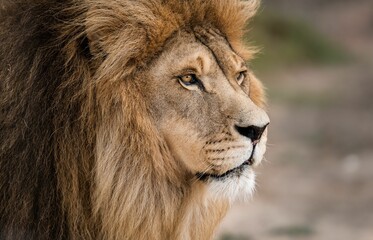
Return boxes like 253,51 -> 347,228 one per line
196,149 -> 255,181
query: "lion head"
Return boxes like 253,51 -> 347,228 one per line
142,27 -> 269,199
0,0 -> 268,239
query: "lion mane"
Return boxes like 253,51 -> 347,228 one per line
0,0 -> 260,239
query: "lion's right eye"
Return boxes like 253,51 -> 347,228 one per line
177,74 -> 206,91
178,74 -> 199,86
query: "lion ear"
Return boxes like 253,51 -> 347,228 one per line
83,6 -> 143,65
84,29 -> 108,60
83,5 -> 120,61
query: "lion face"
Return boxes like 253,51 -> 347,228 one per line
141,28 -> 269,199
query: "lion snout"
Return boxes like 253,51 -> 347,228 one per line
234,123 -> 269,144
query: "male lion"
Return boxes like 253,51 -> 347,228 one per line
0,0 -> 269,239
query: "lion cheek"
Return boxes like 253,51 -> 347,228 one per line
160,119 -> 206,174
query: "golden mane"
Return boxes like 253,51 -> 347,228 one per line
0,0 -> 260,239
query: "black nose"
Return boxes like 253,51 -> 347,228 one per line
235,123 -> 269,142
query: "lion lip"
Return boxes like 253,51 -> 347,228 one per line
196,146 -> 256,181
196,157 -> 253,181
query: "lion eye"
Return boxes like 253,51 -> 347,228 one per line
178,74 -> 199,86
236,71 -> 246,85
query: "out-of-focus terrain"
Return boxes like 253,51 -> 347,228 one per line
217,0 -> 373,239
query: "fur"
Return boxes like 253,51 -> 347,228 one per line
0,0 -> 260,239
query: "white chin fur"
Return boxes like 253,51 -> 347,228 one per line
205,168 -> 256,203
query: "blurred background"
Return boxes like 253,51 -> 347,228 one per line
217,0 -> 373,239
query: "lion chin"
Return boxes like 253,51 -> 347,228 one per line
205,167 -> 257,202
0,0 -> 268,240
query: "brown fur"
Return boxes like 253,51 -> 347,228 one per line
0,0 -> 261,239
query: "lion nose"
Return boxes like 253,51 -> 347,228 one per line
235,123 -> 269,143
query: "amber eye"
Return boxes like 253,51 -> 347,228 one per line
236,71 -> 246,85
178,74 -> 199,86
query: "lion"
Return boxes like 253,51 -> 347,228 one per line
0,0 -> 269,239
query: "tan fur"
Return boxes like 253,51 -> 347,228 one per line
0,0 -> 266,239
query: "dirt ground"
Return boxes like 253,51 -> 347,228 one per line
216,1 -> 373,240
